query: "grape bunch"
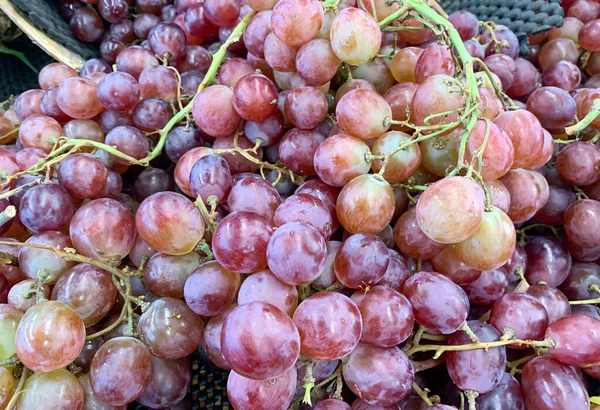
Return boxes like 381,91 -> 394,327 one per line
0,0 -> 600,409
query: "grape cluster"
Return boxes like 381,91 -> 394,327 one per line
0,0 -> 600,409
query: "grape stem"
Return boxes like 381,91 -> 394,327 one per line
506,354 -> 535,376
412,357 -> 446,372
302,362 -> 316,406
464,390 -> 479,410
0,355 -> 18,367
460,321 -> 480,343
565,99 -> 600,135
86,302 -> 128,341
195,195 -> 218,234
6,366 -> 29,410
412,382 -> 434,406
0,178 -> 41,201
405,337 -> 555,359
568,284 -> 600,305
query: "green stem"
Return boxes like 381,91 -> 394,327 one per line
566,99 -> 600,135
406,337 -> 554,359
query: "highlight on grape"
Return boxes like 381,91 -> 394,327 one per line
0,0 -> 600,408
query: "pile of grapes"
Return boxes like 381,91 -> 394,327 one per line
1,0 -> 600,408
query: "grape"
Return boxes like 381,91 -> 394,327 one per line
463,267 -> 508,305
569,0 -> 600,22
270,0 -> 322,47
165,125 -> 205,163
560,262 -> 600,300
524,236 -> 572,288
15,301 -> 85,372
351,286 -> 413,347
342,343 -> 413,406
416,177 -> 484,244
415,44 -> 455,83
227,175 -> 281,221
556,141 -> 600,186
192,85 -> 241,138
314,399 -> 352,410
217,58 -> 255,88
137,297 -> 204,359
183,261 -> 240,316
90,336 -> 152,406
542,61 -> 581,92
222,301 -> 300,380
284,85 -> 328,129
238,269 -> 298,316
455,207 -> 516,271
188,154 -> 232,204
545,314 -> 600,367
335,79 -> 376,105
296,39 -> 340,87
489,293 -> 549,347
334,233 -> 389,289
135,356 -> 190,409
448,10 -> 479,40
579,19 -> 600,51
505,58 -> 541,98
99,110 -> 134,133
147,22 -> 187,60
243,11 -> 272,58
100,38 -> 125,63
411,75 -> 466,131
227,368 -> 297,410
273,194 -> 333,239
521,356 -> 589,410
278,127 -> 325,175
70,7 -> 104,42
536,185 -> 576,226
116,46 -> 159,79
480,25 -> 519,59
18,114 -> 63,153
143,252 -> 199,298
419,129 -> 460,177
330,8 -> 381,65
132,168 -> 172,201
18,183 -> 74,233
351,399 -> 400,410
70,198 -> 136,263
38,62 -> 78,90
57,77 -> 103,119
293,292 -> 362,360
526,86 -> 577,130
402,271 -> 469,334
18,231 -> 74,284
564,199 -> 600,249
133,97 -> 172,132
539,37 -> 581,69
371,131 -> 421,183
8,280 -> 48,311
79,373 -> 126,410
233,73 -> 278,122
174,146 -> 212,195
212,211 -> 272,273
527,284 -> 571,324
0,305 -> 23,361
266,222 -> 327,285
431,245 -> 480,285
265,32 -> 298,73
447,320 -> 506,393
204,304 -> 236,370
96,72 -> 141,114
336,89 -> 391,140
39,87 -> 70,122
13,89 -> 44,122
17,369 -> 84,409
394,207 -> 445,259
500,169 -> 543,223
243,111 -> 284,147
51,263 -> 116,326
58,153 -> 108,200
467,373 -> 522,410
136,192 -> 205,255
80,58 -> 112,77
336,174 -> 394,234
463,120 -> 514,180
179,45 -> 212,73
